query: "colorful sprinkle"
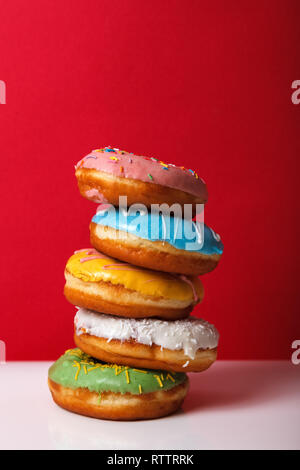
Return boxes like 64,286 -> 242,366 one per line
167,373 -> 175,383
148,173 -> 153,180
154,375 -> 163,388
73,362 -> 81,381
115,366 -> 123,376
87,365 -> 101,372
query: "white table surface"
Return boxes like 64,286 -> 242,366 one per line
0,360 -> 299,450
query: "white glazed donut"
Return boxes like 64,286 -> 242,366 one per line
74,308 -> 219,372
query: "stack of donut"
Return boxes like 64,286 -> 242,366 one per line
48,147 -> 223,421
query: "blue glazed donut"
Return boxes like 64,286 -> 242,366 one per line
89,205 -> 223,275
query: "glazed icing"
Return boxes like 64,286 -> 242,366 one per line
49,348 -> 186,395
75,147 -> 208,200
75,308 -> 219,359
66,249 -> 202,302
92,205 -> 223,254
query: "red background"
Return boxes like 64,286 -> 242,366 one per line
1,0 -> 299,360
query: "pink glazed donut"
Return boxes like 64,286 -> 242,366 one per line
75,147 -> 208,209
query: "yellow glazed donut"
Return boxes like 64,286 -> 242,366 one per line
74,308 -> 219,373
48,348 -> 189,421
75,147 -> 208,209
64,249 -> 204,320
